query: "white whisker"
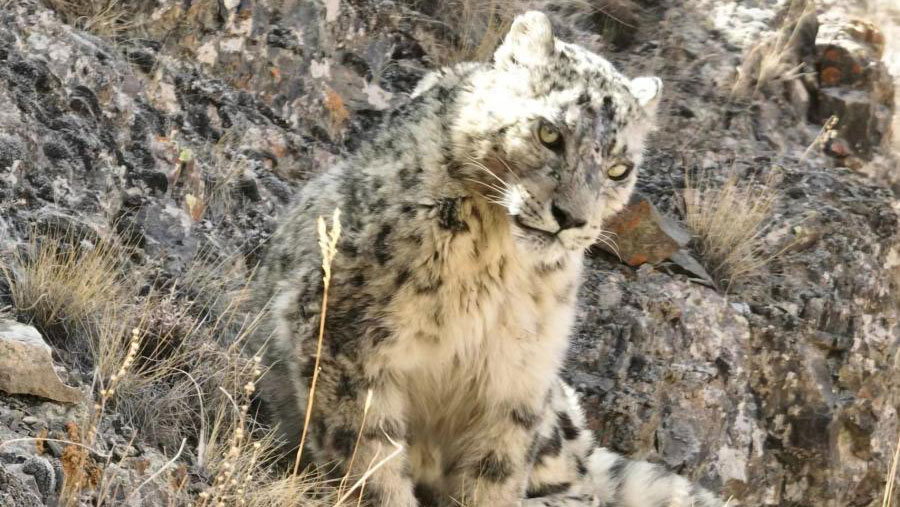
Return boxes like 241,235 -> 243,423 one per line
598,228 -> 619,238
487,155 -> 523,184
595,235 -> 621,259
463,177 -> 507,196
463,156 -> 512,190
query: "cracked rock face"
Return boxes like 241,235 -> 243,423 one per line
0,463 -> 44,507
0,0 -> 897,506
811,17 -> 895,160
564,2 -> 900,504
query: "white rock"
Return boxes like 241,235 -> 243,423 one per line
0,320 -> 81,403
325,0 -> 340,22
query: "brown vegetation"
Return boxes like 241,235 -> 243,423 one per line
0,211 -> 391,505
682,168 -> 783,291
42,0 -> 143,35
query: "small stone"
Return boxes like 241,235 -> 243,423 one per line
598,193 -> 691,266
787,78 -> 810,119
41,141 -> 69,160
0,320 -> 82,403
237,174 -> 261,202
824,136 -> 850,158
668,249 -> 714,287
730,302 -> 751,315
123,47 -> 157,74
112,445 -> 139,461
22,457 -> 57,500
21,416 -> 40,426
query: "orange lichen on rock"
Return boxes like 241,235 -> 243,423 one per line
324,87 -> 350,136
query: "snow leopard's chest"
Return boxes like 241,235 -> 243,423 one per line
370,221 -> 582,436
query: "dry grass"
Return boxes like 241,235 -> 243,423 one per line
541,0 -> 642,48
683,168 -> 783,291
409,0 -> 644,65
410,0 -> 514,65
0,211 -> 394,506
731,0 -> 816,97
1,226 -> 283,504
167,131 -> 264,223
294,209 -> 342,475
42,0 -> 143,36
3,225 -> 131,354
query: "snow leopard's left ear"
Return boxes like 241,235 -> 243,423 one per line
629,76 -> 662,116
493,11 -> 555,68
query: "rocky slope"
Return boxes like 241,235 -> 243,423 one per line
0,0 -> 897,506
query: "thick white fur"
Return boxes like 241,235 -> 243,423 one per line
253,10 -> 724,507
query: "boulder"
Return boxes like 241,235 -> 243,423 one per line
0,320 -> 82,403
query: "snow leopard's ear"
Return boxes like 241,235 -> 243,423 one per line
493,11 -> 555,68
629,76 -> 662,116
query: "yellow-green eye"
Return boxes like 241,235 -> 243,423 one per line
607,162 -> 632,181
537,122 -> 563,150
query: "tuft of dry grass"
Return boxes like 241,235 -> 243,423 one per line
1,212 -> 394,506
731,0 -> 817,97
410,0 -> 514,65
42,0 -> 143,36
1,226 -> 294,504
3,225 -> 131,354
683,168 -> 783,291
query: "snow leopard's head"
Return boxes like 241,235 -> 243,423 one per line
446,11 -> 661,256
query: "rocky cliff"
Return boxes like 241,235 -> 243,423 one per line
0,0 -> 897,506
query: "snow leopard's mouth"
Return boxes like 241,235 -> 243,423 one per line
513,216 -> 560,242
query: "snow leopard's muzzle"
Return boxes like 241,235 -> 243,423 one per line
503,169 -> 636,254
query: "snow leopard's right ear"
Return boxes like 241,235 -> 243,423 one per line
629,76 -> 662,116
493,11 -> 555,69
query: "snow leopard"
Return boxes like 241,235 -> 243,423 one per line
252,11 -> 725,507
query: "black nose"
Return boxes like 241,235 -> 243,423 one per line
550,202 -> 586,231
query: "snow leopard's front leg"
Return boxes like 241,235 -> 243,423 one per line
263,283 -> 418,506
311,358 -> 418,507
522,379 -> 726,507
455,404 -> 544,507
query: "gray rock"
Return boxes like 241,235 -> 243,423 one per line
0,0 -> 896,506
810,18 -> 895,158
0,464 -> 43,507
0,320 -> 82,403
567,1 -> 899,504
22,457 -> 57,498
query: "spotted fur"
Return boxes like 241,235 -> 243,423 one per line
252,11 -> 724,507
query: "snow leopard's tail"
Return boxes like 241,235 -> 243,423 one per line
523,380 -> 728,507
525,448 -> 727,506
584,446 -> 725,507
